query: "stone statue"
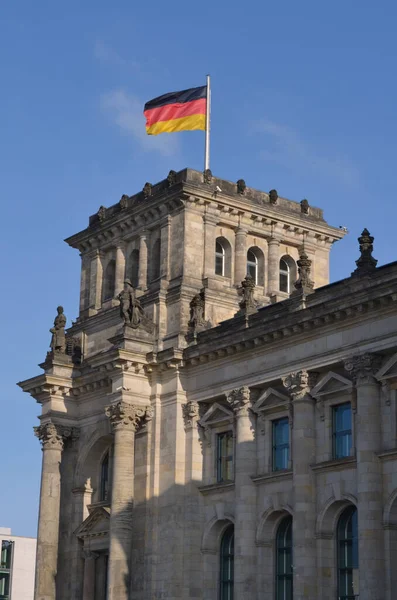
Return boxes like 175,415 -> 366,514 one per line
118,280 -> 153,331
143,182 -> 152,198
203,169 -> 212,184
293,251 -> 314,296
239,275 -> 257,314
353,228 -> 378,276
300,199 -> 310,214
167,170 -> 177,187
50,306 -> 67,353
237,179 -> 246,195
189,291 -> 205,329
269,189 -> 278,205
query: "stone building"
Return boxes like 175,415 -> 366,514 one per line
18,168 -> 397,600
0,527 -> 36,600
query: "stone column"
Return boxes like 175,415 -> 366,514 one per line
89,250 -> 103,310
160,217 -> 171,280
234,228 -> 248,285
115,243 -> 126,295
82,550 -> 98,600
345,353 -> 384,600
138,232 -> 148,291
105,402 -> 152,600
203,215 -> 218,279
227,387 -> 256,598
267,237 -> 280,296
34,423 -> 70,600
282,370 -> 317,599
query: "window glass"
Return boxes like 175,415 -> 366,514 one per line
333,403 -> 352,459
276,517 -> 293,600
103,260 -> 116,301
272,418 -> 290,471
100,451 -> 110,502
279,259 -> 289,293
217,431 -> 234,482
0,541 -> 12,570
246,249 -> 258,283
337,506 -> 358,600
220,526 -> 234,600
215,241 -> 225,276
130,250 -> 140,288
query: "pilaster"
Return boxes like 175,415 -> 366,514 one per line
267,236 -> 281,296
115,243 -> 126,296
138,232 -> 148,291
234,228 -> 248,285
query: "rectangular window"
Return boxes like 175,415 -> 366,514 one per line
272,418 -> 290,471
217,431 -> 234,483
0,571 -> 10,598
0,542 -> 12,570
333,403 -> 352,459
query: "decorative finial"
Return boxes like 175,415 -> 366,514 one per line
167,170 -> 177,187
353,228 -> 378,276
239,274 -> 257,314
143,182 -> 152,198
237,179 -> 246,195
97,206 -> 106,222
293,251 -> 314,295
119,194 -> 129,209
300,199 -> 310,215
269,189 -> 278,205
203,168 -> 212,184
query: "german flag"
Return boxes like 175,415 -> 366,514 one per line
144,85 -> 207,135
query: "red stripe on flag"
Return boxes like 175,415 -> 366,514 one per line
144,98 -> 206,127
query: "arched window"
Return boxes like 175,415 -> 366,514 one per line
246,249 -> 258,284
129,249 -> 140,288
100,450 -> 110,502
102,260 -> 116,301
276,516 -> 293,600
279,256 -> 296,294
337,506 -> 358,600
215,240 -> 225,276
220,525 -> 234,600
151,238 -> 161,282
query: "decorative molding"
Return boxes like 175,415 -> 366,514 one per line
105,401 -> 153,432
311,456 -> 356,474
34,422 -> 78,451
197,481 -> 235,495
182,401 -> 199,430
282,370 -> 314,401
251,470 -> 292,485
227,386 -> 251,416
344,352 -> 382,385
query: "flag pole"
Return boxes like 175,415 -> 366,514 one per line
204,74 -> 211,172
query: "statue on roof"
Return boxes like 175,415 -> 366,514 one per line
50,306 -> 67,354
118,280 -> 154,332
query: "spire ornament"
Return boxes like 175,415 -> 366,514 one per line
353,228 -> 378,276
292,251 -> 314,296
238,275 -> 258,315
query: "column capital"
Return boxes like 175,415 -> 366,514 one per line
227,386 -> 251,416
82,549 -> 99,560
34,422 -> 78,451
268,236 -> 281,246
105,401 -> 153,432
182,401 -> 200,430
203,214 -> 218,226
282,370 -> 317,401
344,352 -> 382,385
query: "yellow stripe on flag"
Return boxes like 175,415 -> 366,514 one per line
146,114 -> 206,135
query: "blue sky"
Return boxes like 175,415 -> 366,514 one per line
1,1 -> 397,536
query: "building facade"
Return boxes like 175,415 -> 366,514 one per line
0,527 -> 36,600
18,168 -> 397,600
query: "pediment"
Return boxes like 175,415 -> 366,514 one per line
253,388 -> 289,413
74,506 -> 110,539
311,371 -> 352,398
199,402 -> 234,427
376,352 -> 397,381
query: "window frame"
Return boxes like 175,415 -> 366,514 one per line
216,430 -> 234,483
272,417 -> 290,472
279,258 -> 290,294
337,506 -> 358,600
246,249 -> 258,284
275,516 -> 293,600
220,525 -> 234,600
102,259 -> 116,302
332,403 -> 352,460
215,240 -> 226,277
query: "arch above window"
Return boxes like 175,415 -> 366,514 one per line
279,256 -> 296,294
276,516 -> 293,600
215,237 -> 232,278
220,525 -> 234,600
102,259 -> 116,301
337,506 -> 358,600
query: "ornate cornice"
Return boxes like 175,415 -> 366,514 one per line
34,422 -> 79,451
105,401 -> 153,432
282,370 -> 317,401
227,386 -> 251,416
344,353 -> 382,385
182,401 -> 199,430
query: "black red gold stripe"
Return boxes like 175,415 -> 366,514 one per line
144,85 -> 207,135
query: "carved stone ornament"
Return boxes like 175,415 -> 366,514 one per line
118,279 -> 154,333
105,401 -> 153,432
344,353 -> 382,385
269,189 -> 278,205
292,251 -> 314,296
97,206 -> 106,222
182,401 -> 200,429
239,275 -> 258,314
189,290 -> 205,329
143,182 -> 152,198
34,422 -> 77,451
50,306 -> 67,354
236,179 -> 246,195
203,168 -> 212,184
282,370 -> 312,401
227,386 -> 251,416
119,194 -> 129,209
353,228 -> 378,276
300,199 -> 310,214
167,170 -> 177,187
